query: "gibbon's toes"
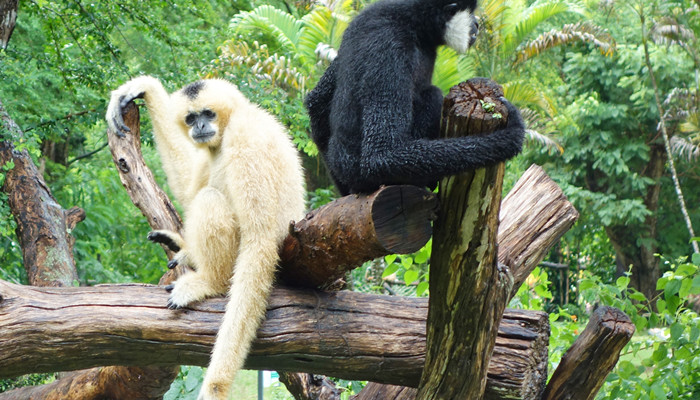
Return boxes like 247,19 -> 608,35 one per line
167,259 -> 179,269
147,231 -> 182,252
165,284 -> 175,292
166,299 -> 181,310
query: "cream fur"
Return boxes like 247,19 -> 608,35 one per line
106,76 -> 306,400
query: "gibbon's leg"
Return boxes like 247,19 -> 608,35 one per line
304,61 -> 336,152
198,233 -> 280,400
350,99 -> 525,193
166,187 -> 238,308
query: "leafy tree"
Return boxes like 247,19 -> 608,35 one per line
530,0 -> 700,300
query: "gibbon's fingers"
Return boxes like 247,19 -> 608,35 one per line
167,259 -> 179,269
165,284 -> 174,292
147,231 -> 182,252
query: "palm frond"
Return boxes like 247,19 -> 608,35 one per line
432,47 -> 477,93
515,21 -> 615,64
502,80 -> 557,116
230,5 -> 303,54
670,135 -> 700,161
298,2 -> 352,62
651,16 -> 697,47
502,0 -> 579,56
215,41 -> 308,93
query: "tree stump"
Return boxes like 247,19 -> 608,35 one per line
418,78 -> 514,399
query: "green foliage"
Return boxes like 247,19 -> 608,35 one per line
0,373 -> 56,393
382,240 -> 432,297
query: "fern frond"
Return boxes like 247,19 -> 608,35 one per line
230,5 -> 303,53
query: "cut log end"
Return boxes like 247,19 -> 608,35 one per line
441,78 -> 508,137
372,185 -> 438,254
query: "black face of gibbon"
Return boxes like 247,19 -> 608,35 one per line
305,0 -> 525,196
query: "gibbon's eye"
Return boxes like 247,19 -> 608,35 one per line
185,113 -> 197,126
201,109 -> 216,119
443,3 -> 459,16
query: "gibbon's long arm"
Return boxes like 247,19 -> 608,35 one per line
106,76 -> 197,204
349,93 -> 524,194
304,61 -> 336,153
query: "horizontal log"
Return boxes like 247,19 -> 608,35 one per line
279,185 -> 437,288
0,280 -> 547,391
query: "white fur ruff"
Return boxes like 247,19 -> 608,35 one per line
444,9 -> 475,54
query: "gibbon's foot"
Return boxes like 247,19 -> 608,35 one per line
147,231 -> 182,252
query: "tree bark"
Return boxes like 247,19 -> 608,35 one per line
543,306 -> 635,400
0,0 -> 17,50
0,98 -> 179,399
498,164 -> 580,298
279,184 -> 437,288
417,78 -> 513,400
0,100 -> 84,287
0,280 -> 550,394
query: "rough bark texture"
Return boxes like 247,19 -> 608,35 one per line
0,367 -> 178,400
0,280 -> 549,393
498,164 -> 580,298
543,306 -> 635,400
0,0 -> 17,49
106,102 -> 183,282
417,78 -> 513,400
278,372 -> 342,400
0,98 -> 179,400
0,100 -> 83,287
279,184 -> 437,288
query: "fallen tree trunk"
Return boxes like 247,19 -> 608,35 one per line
0,280 -> 548,392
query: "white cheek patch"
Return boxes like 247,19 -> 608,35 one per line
445,9 -> 475,54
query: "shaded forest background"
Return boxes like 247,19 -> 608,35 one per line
0,0 -> 699,399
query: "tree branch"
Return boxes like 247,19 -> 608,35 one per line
0,280 -> 549,395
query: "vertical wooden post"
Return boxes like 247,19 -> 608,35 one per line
417,78 -> 514,399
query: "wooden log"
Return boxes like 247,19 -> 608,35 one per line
542,306 -> 634,400
279,185 -> 437,288
418,78 -> 513,400
0,280 -> 549,392
0,99 -> 84,287
278,372 -> 342,400
498,164 -> 579,298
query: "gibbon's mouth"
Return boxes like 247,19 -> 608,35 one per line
192,131 -> 217,143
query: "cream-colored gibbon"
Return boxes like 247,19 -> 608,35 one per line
106,76 -> 306,400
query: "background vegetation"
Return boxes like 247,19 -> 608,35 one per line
1,0 -> 699,398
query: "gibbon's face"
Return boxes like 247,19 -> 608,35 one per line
185,108 -> 219,145
441,0 -> 479,54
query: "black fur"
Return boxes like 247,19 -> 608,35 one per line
147,231 -> 181,252
305,0 -> 525,195
182,81 -> 205,100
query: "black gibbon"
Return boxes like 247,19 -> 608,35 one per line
106,76 -> 306,400
305,0 -> 525,195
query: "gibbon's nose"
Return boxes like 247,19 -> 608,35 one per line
469,18 -> 479,47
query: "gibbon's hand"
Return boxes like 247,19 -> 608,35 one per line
106,89 -> 145,137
